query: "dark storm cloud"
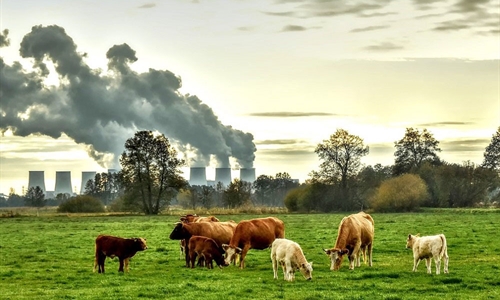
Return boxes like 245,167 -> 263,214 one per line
363,42 -> 404,51
0,25 -> 256,169
248,112 -> 335,117
0,29 -> 10,47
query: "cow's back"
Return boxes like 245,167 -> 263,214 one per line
187,221 -> 237,246
233,217 -> 285,249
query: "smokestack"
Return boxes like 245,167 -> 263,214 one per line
55,171 -> 73,195
189,167 -> 207,186
240,168 -> 256,183
215,168 -> 232,187
80,171 -> 96,194
28,171 -> 46,193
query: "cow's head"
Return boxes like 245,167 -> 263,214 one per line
406,233 -> 419,249
222,244 -> 242,266
134,237 -> 148,251
298,262 -> 313,280
169,222 -> 188,240
323,248 -> 349,271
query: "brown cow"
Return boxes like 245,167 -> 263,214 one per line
222,217 -> 285,269
169,221 -> 237,267
93,235 -> 148,273
323,212 -> 374,271
178,214 -> 220,260
188,235 -> 226,269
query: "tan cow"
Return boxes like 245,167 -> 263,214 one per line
94,235 -> 148,273
271,238 -> 313,281
222,217 -> 285,269
169,221 -> 237,267
188,235 -> 226,269
406,233 -> 449,274
323,212 -> 374,271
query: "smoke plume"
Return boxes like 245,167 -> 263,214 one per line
0,25 -> 255,169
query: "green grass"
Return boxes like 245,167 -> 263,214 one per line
1,210 -> 499,299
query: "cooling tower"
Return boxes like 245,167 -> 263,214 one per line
189,167 -> 207,186
80,171 -> 96,194
55,171 -> 73,195
215,168 -> 232,187
107,168 -> 117,174
240,168 -> 256,183
28,171 -> 46,192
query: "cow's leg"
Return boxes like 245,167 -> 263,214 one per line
280,261 -> 287,280
285,261 -> 294,281
367,243 -> 373,267
239,246 -> 251,269
272,256 -> 278,279
350,244 -> 361,270
118,258 -> 125,272
425,258 -> 432,274
189,251 -> 197,268
98,255 -> 106,273
435,257 -> 441,275
184,243 -> 190,268
124,258 -> 130,272
443,251 -> 449,274
413,257 -> 420,272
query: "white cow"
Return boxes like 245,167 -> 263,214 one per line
271,238 -> 313,282
406,234 -> 449,275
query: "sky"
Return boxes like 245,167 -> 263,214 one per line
0,0 -> 499,196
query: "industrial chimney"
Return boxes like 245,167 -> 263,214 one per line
189,167 -> 207,186
215,168 -> 232,187
80,171 -> 96,194
55,171 -> 73,195
28,171 -> 46,193
239,168 -> 256,183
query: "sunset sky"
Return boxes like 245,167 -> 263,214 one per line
0,0 -> 499,196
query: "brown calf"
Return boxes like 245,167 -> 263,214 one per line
188,235 -> 226,269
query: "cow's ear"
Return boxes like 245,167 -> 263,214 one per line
408,234 -> 411,239
341,248 -> 349,255
235,247 -> 243,254
222,244 -> 229,250
309,261 -> 313,267
416,233 -> 420,237
323,249 -> 331,255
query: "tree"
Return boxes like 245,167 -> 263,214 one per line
369,174 -> 429,212
253,175 -> 274,206
85,172 -> 122,205
482,126 -> 500,171
393,127 -> 441,176
119,130 -> 187,215
223,179 -> 252,209
199,185 -> 215,209
24,186 -> 46,216
57,195 -> 105,213
312,129 -> 369,210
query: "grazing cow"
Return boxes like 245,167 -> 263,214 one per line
169,221 -> 237,267
94,235 -> 148,273
222,217 -> 285,269
271,238 -> 313,281
406,233 -> 449,275
188,235 -> 226,269
323,212 -> 374,271
178,214 -> 220,260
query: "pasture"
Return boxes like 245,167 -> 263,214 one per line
0,210 -> 499,300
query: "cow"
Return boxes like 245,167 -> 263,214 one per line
222,216 -> 285,269
406,233 -> 449,275
169,221 -> 237,267
178,214 -> 220,260
323,212 -> 374,271
271,238 -> 313,281
93,235 -> 148,273
188,235 -> 226,269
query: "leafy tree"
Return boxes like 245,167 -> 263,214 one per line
223,179 -> 252,209
57,195 -> 105,213
24,186 -> 46,216
6,189 -> 24,207
311,129 -> 369,210
482,126 -> 500,171
119,130 -> 187,215
272,172 -> 298,207
200,185 -> 215,209
84,172 -> 122,205
353,164 -> 392,210
393,127 -> 441,176
253,175 -> 274,206
187,185 -> 201,210
369,174 -> 429,212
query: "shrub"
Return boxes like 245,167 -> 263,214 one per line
57,195 -> 105,213
369,174 -> 429,212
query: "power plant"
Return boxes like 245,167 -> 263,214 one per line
28,171 -> 46,192
215,167 -> 232,187
80,171 -> 97,194
55,171 -> 73,195
240,168 -> 256,183
188,167 -> 256,186
189,167 -> 208,186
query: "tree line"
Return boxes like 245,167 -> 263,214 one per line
3,127 -> 499,214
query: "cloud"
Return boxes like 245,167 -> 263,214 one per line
248,112 -> 336,117
138,3 -> 156,9
255,139 -> 309,145
0,25 -> 256,169
281,25 -> 308,32
417,121 -> 475,127
350,25 -> 390,33
363,41 -> 404,51
0,29 -> 10,47
441,138 -> 490,152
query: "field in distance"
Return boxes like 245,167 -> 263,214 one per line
0,210 -> 499,300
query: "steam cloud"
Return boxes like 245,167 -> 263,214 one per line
0,25 -> 255,169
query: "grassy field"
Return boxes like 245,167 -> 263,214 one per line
1,209 -> 499,300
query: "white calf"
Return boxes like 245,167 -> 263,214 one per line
271,238 -> 313,282
406,234 -> 449,275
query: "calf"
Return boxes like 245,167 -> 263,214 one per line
188,235 -> 226,269
406,233 -> 449,274
271,238 -> 313,281
94,235 -> 148,273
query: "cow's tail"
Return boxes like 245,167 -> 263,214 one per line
439,234 -> 447,258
